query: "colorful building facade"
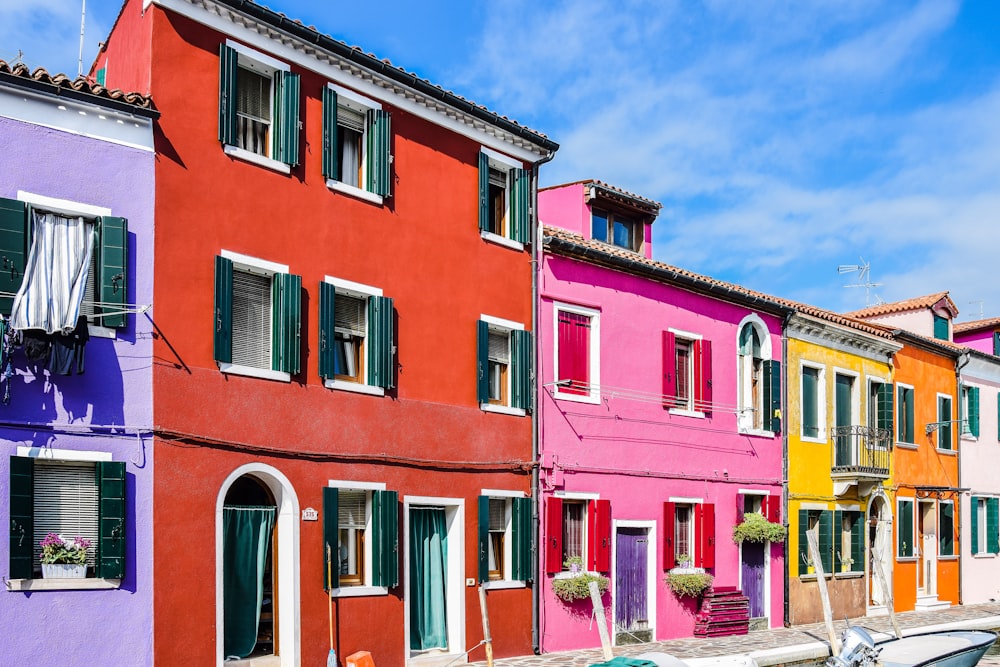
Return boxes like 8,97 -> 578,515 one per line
0,61 -> 157,664
537,182 -> 788,651
95,0 -> 556,664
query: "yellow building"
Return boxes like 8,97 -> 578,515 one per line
784,306 -> 901,624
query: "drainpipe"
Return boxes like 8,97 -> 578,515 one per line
956,350 -> 970,605
782,311 -> 793,627
530,149 -> 556,654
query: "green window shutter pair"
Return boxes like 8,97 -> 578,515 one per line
372,490 -> 399,588
939,503 -> 954,556
367,295 -> 394,389
8,456 -> 125,580
968,386 -> 980,437
898,500 -> 913,557
476,495 -> 532,583
988,498 -> 1000,554
877,382 -> 894,433
762,359 -> 781,433
897,385 -> 915,443
320,89 -> 392,196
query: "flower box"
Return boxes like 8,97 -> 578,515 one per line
41,563 -> 87,579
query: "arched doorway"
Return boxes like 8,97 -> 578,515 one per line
868,494 -> 892,610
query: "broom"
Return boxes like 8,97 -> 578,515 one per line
327,544 -> 337,667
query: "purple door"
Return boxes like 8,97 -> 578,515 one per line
615,528 -> 649,638
741,542 -> 766,618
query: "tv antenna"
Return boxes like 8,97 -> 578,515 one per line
78,0 -> 87,77
968,300 -> 985,320
838,257 -> 883,307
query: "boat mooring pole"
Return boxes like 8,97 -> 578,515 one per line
807,527 -> 841,655
589,580 -> 614,662
871,544 -> 902,639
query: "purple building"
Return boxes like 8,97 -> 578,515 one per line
0,61 -> 157,664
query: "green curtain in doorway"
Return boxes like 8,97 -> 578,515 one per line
223,506 -> 276,659
409,507 -> 448,651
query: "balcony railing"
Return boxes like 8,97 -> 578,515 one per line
830,425 -> 892,478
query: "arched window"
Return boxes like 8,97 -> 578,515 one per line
738,321 -> 765,432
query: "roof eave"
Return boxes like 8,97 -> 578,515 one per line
0,71 -> 159,119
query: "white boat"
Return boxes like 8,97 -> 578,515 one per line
827,626 -> 997,667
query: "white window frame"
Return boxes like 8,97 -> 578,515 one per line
961,385 -> 976,439
939,499 -> 957,558
219,250 -> 290,383
736,315 -> 772,435
976,498 -> 989,555
897,497 -> 916,560
323,276 -> 384,397
325,83 -> 384,206
480,488 -> 527,590
800,361 -> 827,443
222,40 -> 291,174
327,479 -> 389,598
867,376 -> 890,450
480,146 -> 524,251
552,301 -> 601,405
553,490 -> 599,574
937,392 -> 955,452
480,314 -> 525,416
896,381 -> 916,448
667,327 -> 703,418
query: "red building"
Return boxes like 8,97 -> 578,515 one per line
95,1 -> 557,664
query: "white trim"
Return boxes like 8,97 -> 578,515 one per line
480,403 -> 526,417
667,327 -> 703,341
481,489 -> 525,498
16,446 -> 112,462
329,585 -> 388,598
554,491 -> 600,501
16,191 -> 112,218
323,275 -> 382,298
738,489 -> 770,496
215,464 -> 301,667
222,250 -> 288,275
324,379 -> 385,396
480,146 -> 522,169
552,301 -> 601,404
327,82 -> 381,111
611,520 -> 656,646
219,362 -> 291,383
669,496 -> 704,504
668,408 -> 705,419
480,230 -> 524,251
5,577 -> 121,591
226,38 -> 289,72
799,502 -> 829,510
835,503 -> 862,511
223,144 -> 292,174
481,314 -> 524,331
482,580 -> 525,591
328,480 -> 386,491
326,179 -> 384,206
800,360 -> 827,442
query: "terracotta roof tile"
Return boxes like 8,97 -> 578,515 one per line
845,292 -> 957,319
954,318 -> 1000,334
0,59 -> 154,111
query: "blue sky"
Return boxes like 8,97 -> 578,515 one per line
4,0 -> 1000,320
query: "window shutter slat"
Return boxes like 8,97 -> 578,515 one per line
663,502 -> 676,570
272,273 -> 301,375
695,339 -> 712,414
318,282 -> 336,380
96,216 -> 128,328
818,509 -> 833,573
696,503 -> 716,569
512,496 -> 531,582
213,256 -> 233,364
372,489 -> 398,588
0,197 -> 29,317
509,168 -> 531,244
367,295 -> 394,389
476,320 -> 490,404
275,71 -> 300,166
477,496 -> 489,583
512,329 -> 532,411
322,88 -> 339,180
367,109 -> 392,197
96,460 -> 125,579
588,498 -> 611,573
662,331 -> 676,408
544,498 -> 563,574
763,360 -> 781,433
477,153 -> 490,233
218,44 -> 238,145
323,487 -> 339,590
9,456 -> 34,579
988,498 -> 1000,554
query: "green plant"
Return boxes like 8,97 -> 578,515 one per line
551,572 -> 610,602
676,553 -> 692,566
732,512 -> 786,544
40,533 -> 90,565
564,556 -> 584,571
665,571 -> 714,598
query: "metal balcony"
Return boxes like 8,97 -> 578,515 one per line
830,425 -> 892,479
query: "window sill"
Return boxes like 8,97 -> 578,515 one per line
552,570 -> 601,580
800,436 -> 827,444
553,390 -> 600,405
798,573 -> 833,581
480,230 -> 524,252
325,378 -> 385,397
223,144 -> 291,175
973,553 -> 997,559
325,179 -> 383,206
6,578 -> 121,591
219,363 -> 290,383
895,442 -> 919,450
88,324 -> 116,339
740,428 -> 777,438
329,585 -> 388,598
668,566 -> 705,575
896,556 -> 918,562
480,403 -> 527,417
668,408 -> 706,419
939,555 -> 959,561
936,448 -> 957,456
834,571 -> 864,579
961,434 -> 978,442
482,580 -> 526,591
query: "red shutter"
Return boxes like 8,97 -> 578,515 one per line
662,331 -> 676,408
558,311 -> 590,395
736,494 -> 745,524
695,339 -> 712,414
695,503 -> 716,569
545,498 -> 563,574
588,499 -> 611,572
765,494 -> 781,524
663,501 -> 676,570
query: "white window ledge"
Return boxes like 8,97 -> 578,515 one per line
834,572 -> 864,579
324,379 -> 385,397
480,231 -> 524,252
223,144 -> 290,175
482,580 -> 526,590
480,403 -> 527,417
219,363 -> 291,383
896,556 -> 918,562
88,324 -> 117,339
553,390 -> 600,405
325,179 -> 384,206
961,434 -> 978,442
973,553 -> 997,559
552,570 -> 602,580
939,555 -> 959,561
741,428 -> 777,438
895,442 -> 919,450
936,448 -> 957,456
6,578 -> 121,591
329,585 -> 388,598
800,436 -> 827,444
669,408 -> 706,419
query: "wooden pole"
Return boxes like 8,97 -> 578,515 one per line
478,585 -> 494,667
589,580 -> 614,662
871,543 -> 902,639
806,527 -> 841,655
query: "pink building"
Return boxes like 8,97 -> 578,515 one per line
537,181 -> 790,650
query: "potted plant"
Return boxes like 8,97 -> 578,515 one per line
801,552 -> 815,575
732,512 -> 786,544
551,558 -> 610,603
837,551 -> 854,573
40,533 -> 90,578
565,556 -> 583,574
665,571 -> 714,598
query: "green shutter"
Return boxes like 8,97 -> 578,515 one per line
993,332 -> 1000,357
512,496 -> 531,582
318,282 -> 336,380
818,509 -> 833,573
476,320 -> 489,404
939,502 -> 954,556
509,168 -> 531,244
905,388 -> 915,443
877,382 -> 893,433
213,256 -> 233,363
218,43 -> 238,145
933,314 -> 949,341
323,487 -> 339,590
0,197 -> 28,316
939,397 -> 952,450
372,489 -> 398,588
367,295 -> 394,389
797,508 -> 808,576
96,66 -> 106,86
988,498 -> 1000,554
802,368 -> 818,438
97,216 -> 128,328
9,456 -> 34,580
851,512 -> 864,572
275,71 -> 300,167
972,496 -> 980,555
511,329 -> 533,411
366,109 -> 391,197
322,87 -> 338,180
477,495 -> 490,583
96,460 -> 126,579
477,152 -> 489,233
969,386 -> 980,437
899,500 -> 913,557
762,360 -> 781,433
832,510 -> 843,570
272,272 -> 301,374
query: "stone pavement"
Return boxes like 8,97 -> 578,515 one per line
470,603 -> 1000,667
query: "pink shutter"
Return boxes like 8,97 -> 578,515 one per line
545,498 -> 563,574
695,339 -> 712,414
588,499 -> 611,572
662,331 -> 676,408
765,494 -> 781,524
663,501 -> 676,570
696,503 -> 716,569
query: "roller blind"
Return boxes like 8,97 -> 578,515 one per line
34,461 -> 99,567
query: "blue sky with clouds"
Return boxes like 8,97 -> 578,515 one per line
4,0 -> 1000,319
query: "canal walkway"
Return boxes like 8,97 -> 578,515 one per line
471,603 -> 1000,667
